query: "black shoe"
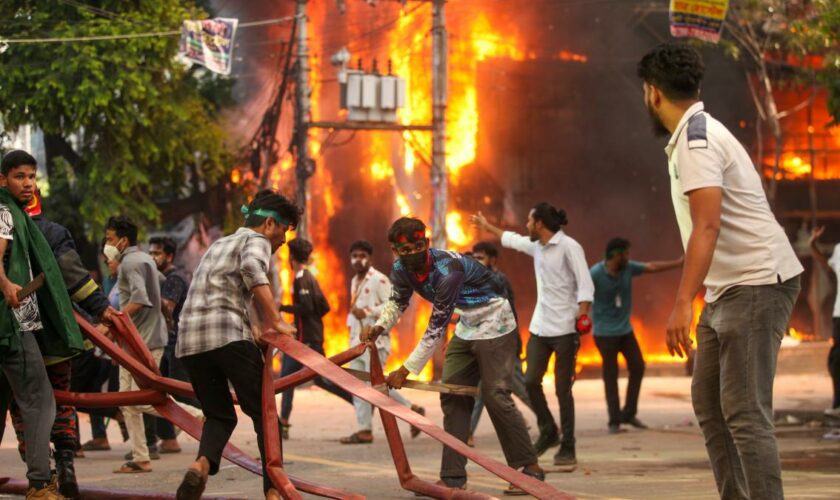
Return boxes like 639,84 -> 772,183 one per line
55,449 -> 79,498
532,427 -> 560,456
553,447 -> 577,466
622,417 -> 648,429
608,424 -> 621,434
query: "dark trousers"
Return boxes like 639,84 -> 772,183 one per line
279,341 -> 353,421
692,277 -> 799,500
71,350 -> 119,440
524,333 -> 579,449
440,332 -> 536,482
594,332 -> 646,427
153,343 -> 202,441
181,340 -> 275,493
830,318 -> 840,409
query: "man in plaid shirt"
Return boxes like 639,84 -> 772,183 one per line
175,190 -> 299,500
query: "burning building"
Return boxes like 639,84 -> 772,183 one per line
222,1 -> 835,379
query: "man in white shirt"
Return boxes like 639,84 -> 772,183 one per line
339,240 -> 423,444
809,227 -> 840,419
473,203 -> 594,467
638,43 -> 803,500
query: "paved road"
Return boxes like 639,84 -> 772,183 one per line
2,374 -> 838,499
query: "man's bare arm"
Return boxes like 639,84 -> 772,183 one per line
666,187 -> 721,358
645,257 -> 684,273
252,284 -> 296,337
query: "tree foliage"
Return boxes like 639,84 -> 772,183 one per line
0,0 -> 233,241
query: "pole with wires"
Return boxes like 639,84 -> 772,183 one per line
430,0 -> 448,249
294,0 -> 313,240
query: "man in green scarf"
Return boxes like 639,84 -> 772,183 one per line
0,150 -> 85,499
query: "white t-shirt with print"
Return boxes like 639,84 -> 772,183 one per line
0,204 -> 43,332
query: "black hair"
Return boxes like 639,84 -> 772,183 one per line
1,150 -> 37,176
531,202 -> 568,232
387,217 -> 427,244
244,189 -> 302,229
349,239 -> 374,256
472,241 -> 499,258
288,238 -> 313,264
605,237 -> 631,258
149,236 -> 177,258
105,215 -> 139,246
637,42 -> 704,101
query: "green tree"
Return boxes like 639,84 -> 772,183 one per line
719,0 -> 839,202
0,0 -> 233,254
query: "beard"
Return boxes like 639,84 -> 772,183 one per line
647,100 -> 670,138
529,230 -> 539,242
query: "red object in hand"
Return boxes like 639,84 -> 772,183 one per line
576,314 -> 592,334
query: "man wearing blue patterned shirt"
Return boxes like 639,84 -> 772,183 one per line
366,217 -> 542,495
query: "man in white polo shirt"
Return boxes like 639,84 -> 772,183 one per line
638,43 -> 802,500
473,203 -> 594,467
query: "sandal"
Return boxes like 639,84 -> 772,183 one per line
113,461 -> 152,474
281,422 -> 290,440
176,469 -> 206,500
340,431 -> 373,444
410,405 -> 425,439
81,440 -> 111,451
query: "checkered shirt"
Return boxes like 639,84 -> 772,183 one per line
175,227 -> 271,358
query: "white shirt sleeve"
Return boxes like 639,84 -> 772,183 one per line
501,231 -> 537,257
567,241 -> 594,303
675,139 -> 726,194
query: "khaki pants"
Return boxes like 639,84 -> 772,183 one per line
120,348 -> 202,462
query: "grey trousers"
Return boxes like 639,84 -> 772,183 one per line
1,331 -> 55,484
692,276 -> 800,500
440,332 -> 536,482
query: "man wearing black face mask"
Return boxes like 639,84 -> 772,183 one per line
364,217 -> 543,496
590,238 -> 682,434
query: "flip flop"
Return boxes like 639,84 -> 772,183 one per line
340,432 -> 373,444
176,469 -> 206,500
113,461 -> 152,474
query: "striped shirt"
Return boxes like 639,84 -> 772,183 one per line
176,227 -> 272,358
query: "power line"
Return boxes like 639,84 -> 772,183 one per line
0,15 -> 298,44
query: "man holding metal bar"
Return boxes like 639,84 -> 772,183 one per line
365,216 -> 543,496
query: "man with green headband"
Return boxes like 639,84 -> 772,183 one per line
590,237 -> 682,434
175,189 -> 299,500
0,150 -> 85,499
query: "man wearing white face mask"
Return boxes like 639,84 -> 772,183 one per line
339,240 -> 424,445
105,215 -> 203,475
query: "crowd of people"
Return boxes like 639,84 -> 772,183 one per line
0,42 -> 836,500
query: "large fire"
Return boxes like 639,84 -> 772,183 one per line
258,2 -> 697,382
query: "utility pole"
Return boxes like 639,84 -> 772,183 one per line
430,0 -> 448,249
295,0 -> 312,240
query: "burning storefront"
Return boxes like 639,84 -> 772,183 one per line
222,1 -> 836,379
